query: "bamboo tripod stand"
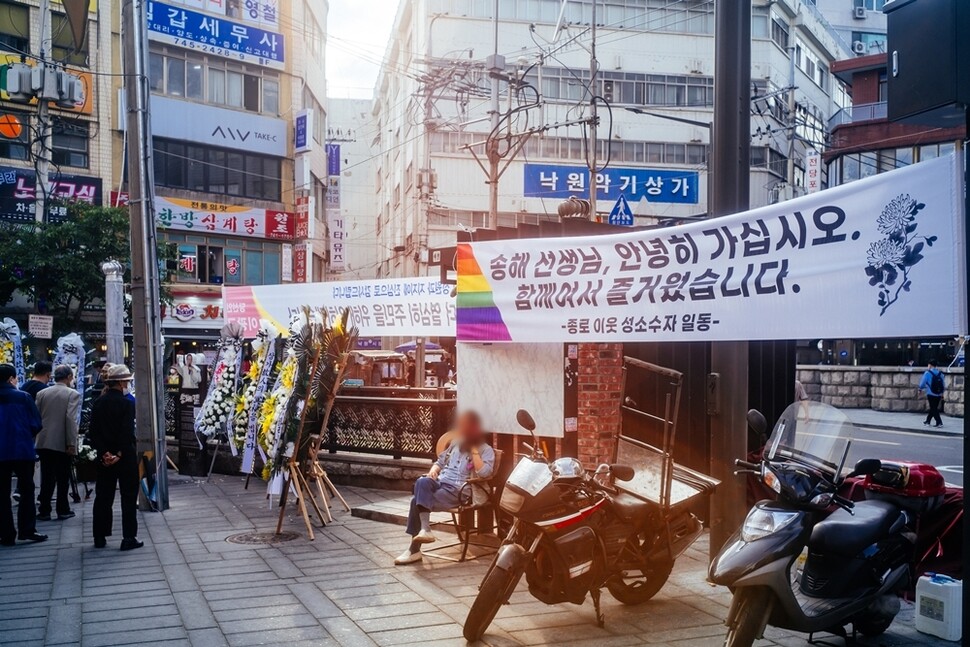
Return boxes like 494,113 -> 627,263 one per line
274,352 -> 351,540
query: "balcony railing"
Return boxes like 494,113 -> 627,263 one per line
829,102 -> 887,129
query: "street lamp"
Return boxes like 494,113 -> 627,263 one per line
101,259 -> 125,364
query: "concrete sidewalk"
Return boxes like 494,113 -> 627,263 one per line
0,474 -> 953,647
841,408 -> 962,435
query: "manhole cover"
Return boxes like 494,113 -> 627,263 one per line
226,531 -> 301,545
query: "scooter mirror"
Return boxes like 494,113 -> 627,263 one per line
849,458 -> 882,478
747,409 -> 767,437
610,464 -> 635,482
516,409 -> 536,432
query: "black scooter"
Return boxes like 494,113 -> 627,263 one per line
709,401 -> 940,647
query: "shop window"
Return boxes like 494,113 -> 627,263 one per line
185,58 -> 204,100
52,13 -> 88,66
226,70 -> 243,108
895,147 -> 913,167
153,138 -> 282,201
166,57 -> 185,97
243,74 -> 260,112
263,77 -> 279,115
149,52 -> 164,92
208,68 -> 226,104
177,244 -> 199,282
244,250 -> 263,284
52,119 -> 89,168
262,251 -> 280,285
0,110 -> 29,160
224,248 -> 242,284
0,2 -> 28,55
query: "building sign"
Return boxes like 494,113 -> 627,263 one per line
294,195 -> 312,238
28,314 -> 53,340
292,242 -> 309,283
281,243 -> 292,281
325,176 -> 344,271
148,95 -> 286,156
161,294 -> 225,330
223,277 -> 455,338
523,163 -> 699,204
0,55 -> 94,114
152,195 -> 294,240
326,144 -> 340,176
294,109 -> 312,153
233,0 -> 278,29
146,0 -> 285,70
458,155 -> 965,343
805,150 -> 822,194
0,166 -> 103,223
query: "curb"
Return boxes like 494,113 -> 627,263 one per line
852,422 -> 964,438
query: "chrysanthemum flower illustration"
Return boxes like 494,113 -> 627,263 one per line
876,193 -> 917,234
866,238 -> 906,268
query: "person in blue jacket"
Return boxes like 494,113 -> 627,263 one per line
918,359 -> 946,428
0,363 -> 47,545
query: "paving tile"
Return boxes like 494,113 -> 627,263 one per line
367,621 -> 466,647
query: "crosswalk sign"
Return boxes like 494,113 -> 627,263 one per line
607,194 -> 634,226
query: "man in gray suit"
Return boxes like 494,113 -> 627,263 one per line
35,365 -> 81,521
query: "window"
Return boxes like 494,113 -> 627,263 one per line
0,111 -> 29,160
52,13 -> 88,67
152,138 -> 282,201
771,17 -> 789,50
263,78 -> 279,115
857,0 -> 886,10
851,31 -> 887,55
161,235 -> 282,285
185,58 -> 204,100
878,72 -> 888,102
167,57 -> 185,97
525,67 -> 713,107
52,119 -> 89,167
303,89 -> 326,143
149,53 -> 164,92
0,3 -> 29,55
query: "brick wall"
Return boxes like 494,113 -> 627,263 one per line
576,343 -> 624,468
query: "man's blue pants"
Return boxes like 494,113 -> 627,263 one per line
405,476 -> 466,536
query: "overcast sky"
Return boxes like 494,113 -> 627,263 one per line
326,1 -> 400,99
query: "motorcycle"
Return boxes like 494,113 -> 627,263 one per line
709,400 -> 945,647
463,409 -> 706,642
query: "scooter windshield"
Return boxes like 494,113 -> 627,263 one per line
765,401 -> 854,476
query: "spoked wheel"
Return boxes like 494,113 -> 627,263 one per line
606,535 -> 674,605
463,563 -> 524,642
724,588 -> 773,647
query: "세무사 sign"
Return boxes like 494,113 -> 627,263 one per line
458,154 -> 966,343
223,277 -> 456,338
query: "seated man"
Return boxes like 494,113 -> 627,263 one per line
395,411 -> 495,565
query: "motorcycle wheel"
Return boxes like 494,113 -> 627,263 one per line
606,558 -> 673,605
723,588 -> 772,647
463,563 -> 524,642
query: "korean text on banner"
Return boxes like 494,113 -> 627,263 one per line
224,277 -> 455,338
458,155 -> 966,343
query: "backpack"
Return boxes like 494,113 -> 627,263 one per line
929,370 -> 945,395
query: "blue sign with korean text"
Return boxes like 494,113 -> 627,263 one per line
326,144 -> 340,176
523,164 -> 699,204
607,194 -> 635,226
146,1 -> 285,70
294,111 -> 309,152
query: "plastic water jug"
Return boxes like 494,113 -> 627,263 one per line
915,573 -> 962,641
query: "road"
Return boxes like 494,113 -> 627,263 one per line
847,426 -> 963,488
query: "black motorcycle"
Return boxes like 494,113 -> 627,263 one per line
463,409 -> 705,642
709,400 -> 945,647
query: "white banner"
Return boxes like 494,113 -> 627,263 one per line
223,277 -> 455,338
456,155 -> 966,343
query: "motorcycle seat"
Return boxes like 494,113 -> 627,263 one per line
612,491 -> 653,528
809,500 -> 904,557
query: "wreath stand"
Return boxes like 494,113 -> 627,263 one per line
274,348 -> 351,540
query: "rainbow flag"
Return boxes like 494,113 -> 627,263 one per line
456,243 -> 512,341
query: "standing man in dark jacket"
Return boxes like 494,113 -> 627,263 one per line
0,363 -> 47,545
20,361 -> 51,401
88,364 -> 143,551
919,359 -> 946,428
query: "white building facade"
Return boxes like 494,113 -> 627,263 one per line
372,0 -> 850,279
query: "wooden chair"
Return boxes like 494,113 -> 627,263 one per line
425,446 -> 504,563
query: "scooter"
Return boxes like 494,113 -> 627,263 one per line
709,400 -> 945,647
463,409 -> 704,642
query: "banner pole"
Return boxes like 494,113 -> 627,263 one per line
962,106 -> 968,647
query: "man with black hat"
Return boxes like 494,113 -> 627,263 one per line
89,364 -> 143,551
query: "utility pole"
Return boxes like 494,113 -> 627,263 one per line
100,260 -> 125,364
122,0 -> 168,511
786,40 -> 797,194
708,0 -> 751,557
587,0 -> 598,219
486,0 -> 501,230
34,0 -> 52,224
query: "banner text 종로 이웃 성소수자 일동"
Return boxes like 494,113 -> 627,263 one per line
223,277 -> 456,339
456,154 -> 966,343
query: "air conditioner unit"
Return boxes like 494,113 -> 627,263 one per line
853,40 -> 867,54
853,6 -> 867,19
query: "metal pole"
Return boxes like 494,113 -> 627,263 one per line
487,0 -> 500,230
588,0 -> 598,219
101,260 -> 125,364
708,0 -> 751,557
962,106 -> 969,646
34,0 -> 52,224
122,0 -> 168,511
787,40 -> 797,193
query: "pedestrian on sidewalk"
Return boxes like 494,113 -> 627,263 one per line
918,359 -> 946,428
35,365 -> 81,521
0,363 -> 47,546
89,364 -> 143,551
20,361 -> 51,401
395,411 -> 495,565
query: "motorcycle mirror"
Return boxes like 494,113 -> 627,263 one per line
610,464 -> 634,482
849,458 -> 882,478
746,409 -> 767,437
516,409 -> 536,432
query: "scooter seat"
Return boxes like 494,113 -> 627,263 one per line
612,491 -> 653,528
809,500 -> 903,557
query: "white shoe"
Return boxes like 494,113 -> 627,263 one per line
414,529 -> 437,544
394,550 -> 423,565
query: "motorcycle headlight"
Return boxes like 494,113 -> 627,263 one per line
740,507 -> 799,542
499,487 -> 525,514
